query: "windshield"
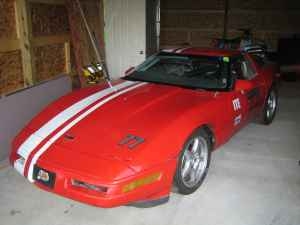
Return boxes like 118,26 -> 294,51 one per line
124,52 -> 231,90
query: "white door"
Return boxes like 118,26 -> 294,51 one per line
104,0 -> 146,79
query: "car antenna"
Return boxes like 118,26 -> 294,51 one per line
76,0 -> 115,90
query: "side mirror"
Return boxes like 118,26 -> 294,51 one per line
124,66 -> 135,76
235,79 -> 253,91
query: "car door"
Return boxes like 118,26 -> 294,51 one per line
244,54 -> 268,116
232,55 -> 264,121
226,57 -> 251,133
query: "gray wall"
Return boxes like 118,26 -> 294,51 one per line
0,75 -> 71,161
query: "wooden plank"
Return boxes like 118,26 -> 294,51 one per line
0,0 -> 18,39
161,0 -> 225,10
161,12 -> 224,29
28,0 -> 65,5
64,42 -> 71,74
161,9 -> 224,14
160,30 -> 189,45
15,0 -> 35,86
32,35 -> 70,47
0,39 -> 20,52
33,43 -> 66,82
161,28 -> 224,32
30,3 -> 70,36
229,0 -> 300,10
223,0 -> 229,38
226,28 -> 297,33
228,9 -> 300,14
0,50 -> 24,95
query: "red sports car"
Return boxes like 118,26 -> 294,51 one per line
10,48 -> 279,208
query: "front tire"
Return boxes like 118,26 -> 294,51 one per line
262,87 -> 278,125
174,129 -> 211,195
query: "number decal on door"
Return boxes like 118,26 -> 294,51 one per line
234,114 -> 242,126
232,98 -> 241,111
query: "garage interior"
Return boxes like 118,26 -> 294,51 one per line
0,0 -> 300,224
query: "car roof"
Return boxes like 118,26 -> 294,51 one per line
161,47 -> 241,57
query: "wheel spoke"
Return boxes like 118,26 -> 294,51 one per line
184,149 -> 193,160
192,138 -> 199,153
182,160 -> 192,178
267,109 -> 270,118
266,91 -> 276,119
189,167 -> 198,184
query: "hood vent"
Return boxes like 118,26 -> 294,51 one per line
118,134 -> 145,149
64,133 -> 75,140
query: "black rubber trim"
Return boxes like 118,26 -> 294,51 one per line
246,87 -> 260,100
127,196 -> 170,208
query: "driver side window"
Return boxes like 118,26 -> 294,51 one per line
231,57 -> 256,80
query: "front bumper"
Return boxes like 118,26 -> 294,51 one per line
23,159 -> 177,208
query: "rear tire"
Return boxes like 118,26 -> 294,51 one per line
174,129 -> 211,195
261,87 -> 278,125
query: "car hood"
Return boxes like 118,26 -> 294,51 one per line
22,81 -> 216,172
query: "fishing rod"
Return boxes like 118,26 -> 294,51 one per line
76,0 -> 113,89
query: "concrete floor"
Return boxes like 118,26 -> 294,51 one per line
1,81 -> 300,225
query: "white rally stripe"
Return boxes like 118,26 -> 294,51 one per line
16,81 -> 138,175
27,82 -> 147,182
14,158 -> 25,175
161,48 -> 178,53
175,47 -> 191,53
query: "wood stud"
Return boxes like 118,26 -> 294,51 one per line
15,0 -> 35,86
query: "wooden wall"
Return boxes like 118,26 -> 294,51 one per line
0,50 -> 24,94
160,0 -> 300,50
0,0 -> 71,95
160,0 -> 225,48
227,0 -> 300,50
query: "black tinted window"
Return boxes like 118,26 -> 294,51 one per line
125,53 -> 231,90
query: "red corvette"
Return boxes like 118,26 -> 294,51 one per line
10,48 -> 279,208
